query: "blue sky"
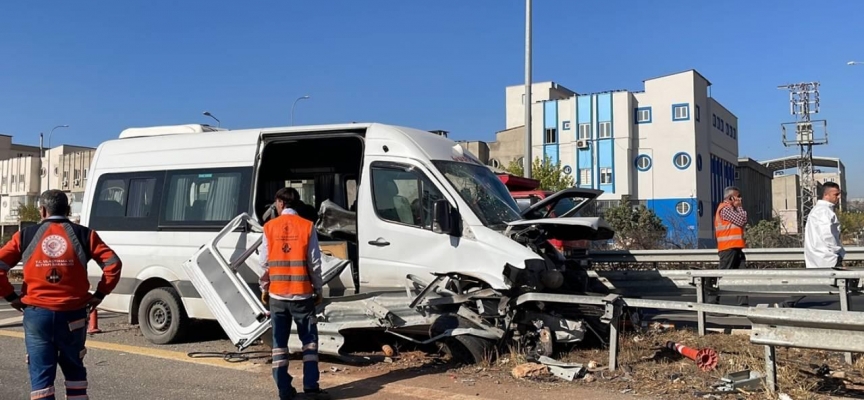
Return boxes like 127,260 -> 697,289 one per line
2,1 -> 863,195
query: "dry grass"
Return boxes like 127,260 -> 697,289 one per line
553,328 -> 864,399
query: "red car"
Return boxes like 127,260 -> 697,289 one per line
496,172 -> 607,257
511,189 -> 603,257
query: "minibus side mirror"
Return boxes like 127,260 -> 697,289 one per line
432,199 -> 462,237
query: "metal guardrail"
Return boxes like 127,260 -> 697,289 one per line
590,268 -> 862,338
748,305 -> 864,391
515,293 -> 864,393
589,247 -> 864,263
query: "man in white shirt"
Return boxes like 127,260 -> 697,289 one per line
804,182 -> 845,268
784,182 -> 844,308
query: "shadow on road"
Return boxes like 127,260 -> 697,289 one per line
323,360 -> 453,399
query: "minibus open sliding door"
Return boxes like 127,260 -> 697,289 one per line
181,213 -> 271,350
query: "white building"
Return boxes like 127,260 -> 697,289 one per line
0,135 -> 95,231
508,70 -> 740,248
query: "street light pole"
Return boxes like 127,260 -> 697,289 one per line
291,95 -> 311,125
523,0 -> 533,179
203,111 -> 221,127
46,125 -> 69,190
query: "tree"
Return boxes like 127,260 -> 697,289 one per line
16,203 -> 41,223
504,155 -> 575,192
744,217 -> 798,248
602,202 -> 667,250
838,211 -> 864,244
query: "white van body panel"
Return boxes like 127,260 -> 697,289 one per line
80,122 -> 608,352
81,127 -> 263,319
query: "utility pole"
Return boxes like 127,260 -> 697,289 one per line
523,0 -> 533,179
777,82 -> 827,237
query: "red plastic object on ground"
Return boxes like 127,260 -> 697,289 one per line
87,308 -> 102,334
665,341 -> 718,371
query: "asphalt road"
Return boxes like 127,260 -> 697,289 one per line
0,300 -> 629,400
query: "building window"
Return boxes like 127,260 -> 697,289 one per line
695,105 -> 701,122
696,154 -> 703,171
489,159 -> 501,169
732,127 -> 737,139
562,121 -> 571,130
600,168 -> 612,184
636,107 -> 652,124
579,168 -> 592,185
676,201 -> 692,216
578,123 -> 591,140
544,128 -> 558,144
698,200 -> 704,217
672,104 -> 690,121
635,155 -> 652,171
83,168 -> 89,179
598,122 -> 612,139
673,152 -> 692,170
734,170 -> 740,180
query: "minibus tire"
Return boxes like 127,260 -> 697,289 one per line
439,335 -> 495,365
138,287 -> 189,345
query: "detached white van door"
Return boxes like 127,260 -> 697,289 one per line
181,213 -> 270,350
357,159 -> 460,290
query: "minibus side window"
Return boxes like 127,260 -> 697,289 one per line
90,173 -> 163,231
158,167 -> 252,229
370,165 -> 443,230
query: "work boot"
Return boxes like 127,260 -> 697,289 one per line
302,388 -> 331,400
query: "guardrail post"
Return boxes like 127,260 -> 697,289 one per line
695,277 -> 707,336
764,345 -> 777,393
602,295 -> 623,372
838,278 -> 854,365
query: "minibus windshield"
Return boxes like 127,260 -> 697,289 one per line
432,160 -> 522,230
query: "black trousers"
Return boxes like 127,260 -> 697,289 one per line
707,248 -> 749,306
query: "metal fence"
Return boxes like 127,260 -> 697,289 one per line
589,247 -> 864,264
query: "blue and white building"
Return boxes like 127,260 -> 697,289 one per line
510,70 -> 740,247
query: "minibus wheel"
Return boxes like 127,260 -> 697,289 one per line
438,335 -> 496,365
138,287 -> 189,344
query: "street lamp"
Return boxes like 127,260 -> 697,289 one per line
46,125 -> 69,190
291,95 -> 311,125
203,111 -> 221,127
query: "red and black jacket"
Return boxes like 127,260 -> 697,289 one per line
0,217 -> 122,311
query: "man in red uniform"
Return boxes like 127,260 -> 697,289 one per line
0,190 -> 122,400
260,188 -> 328,400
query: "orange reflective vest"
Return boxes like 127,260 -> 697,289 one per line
714,203 -> 746,251
263,214 -> 314,297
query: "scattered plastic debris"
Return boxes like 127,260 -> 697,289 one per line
535,355 -> 586,381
